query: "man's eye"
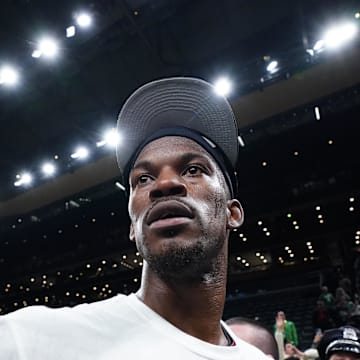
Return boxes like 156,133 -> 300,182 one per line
184,165 -> 204,176
136,174 -> 152,185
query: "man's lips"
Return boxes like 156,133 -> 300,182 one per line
146,200 -> 194,228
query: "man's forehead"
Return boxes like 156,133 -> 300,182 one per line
133,136 -> 213,163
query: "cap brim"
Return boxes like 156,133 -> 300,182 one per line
116,77 -> 238,176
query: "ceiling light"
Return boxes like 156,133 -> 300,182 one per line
76,13 -> 92,28
316,206 -> 321,211
115,182 -> 126,191
257,220 -> 263,226
0,66 -> 19,86
324,22 -> 358,49
355,12 -> 360,19
314,106 -> 321,120
213,77 -> 232,96
237,135 -> 245,147
71,146 -> 89,159
66,26 -> 76,38
349,207 -> 355,212
97,128 -> 120,148
313,39 -> 325,52
287,213 -> 292,218
266,60 -> 279,73
37,38 -> 59,58
42,162 -> 56,176
349,197 -> 355,202
265,232 -> 271,236
14,173 -> 32,187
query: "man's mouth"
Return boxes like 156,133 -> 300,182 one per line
146,200 -> 194,229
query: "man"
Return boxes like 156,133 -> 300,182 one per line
226,316 -> 279,359
0,77 -> 268,359
274,310 -> 299,346
318,326 -> 360,360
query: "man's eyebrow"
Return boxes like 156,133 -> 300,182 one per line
131,160 -> 153,172
179,152 -> 211,165
131,151 -> 211,172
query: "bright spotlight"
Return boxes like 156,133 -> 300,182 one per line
71,146 -> 89,159
66,26 -> 76,38
42,162 -> 56,176
14,173 -> 32,187
97,129 -> 121,148
324,22 -> 358,49
33,38 -> 59,59
0,66 -> 19,86
213,77 -> 232,96
313,39 -> 325,52
76,13 -> 92,28
266,60 -> 279,73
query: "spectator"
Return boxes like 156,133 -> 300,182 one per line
318,326 -> 360,360
313,299 -> 336,331
283,342 -> 319,360
274,311 -> 299,346
319,286 -> 335,310
335,287 -> 352,325
226,317 -> 279,359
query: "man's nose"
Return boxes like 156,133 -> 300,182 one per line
150,167 -> 187,199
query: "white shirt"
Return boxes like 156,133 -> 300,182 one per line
0,293 -> 268,360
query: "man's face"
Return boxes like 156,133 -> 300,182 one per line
128,136 -> 242,282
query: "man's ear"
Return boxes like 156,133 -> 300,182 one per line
129,223 -> 135,242
226,199 -> 244,229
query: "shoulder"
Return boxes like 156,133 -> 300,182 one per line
1,293 -> 130,328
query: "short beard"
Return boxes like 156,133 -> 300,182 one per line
141,232 -> 225,285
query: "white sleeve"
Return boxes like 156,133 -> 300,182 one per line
0,316 -> 20,360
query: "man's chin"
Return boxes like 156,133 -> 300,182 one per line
144,240 -> 220,283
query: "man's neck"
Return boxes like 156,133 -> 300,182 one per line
136,263 -> 229,346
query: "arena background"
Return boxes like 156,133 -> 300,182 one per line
0,0 -> 359,347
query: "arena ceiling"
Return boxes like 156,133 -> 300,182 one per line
0,0 -> 360,313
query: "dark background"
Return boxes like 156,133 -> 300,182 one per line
0,0 -> 359,317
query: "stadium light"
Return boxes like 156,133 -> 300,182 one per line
42,162 -> 56,176
14,173 -> 32,187
266,60 -> 279,73
313,39 -> 325,52
324,22 -> 358,49
76,13 -> 92,28
32,38 -> 59,59
66,26 -> 76,38
213,77 -> 232,96
71,146 -> 89,159
96,128 -> 120,148
0,66 -> 19,86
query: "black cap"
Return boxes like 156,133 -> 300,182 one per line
115,77 -> 239,196
318,326 -> 360,360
